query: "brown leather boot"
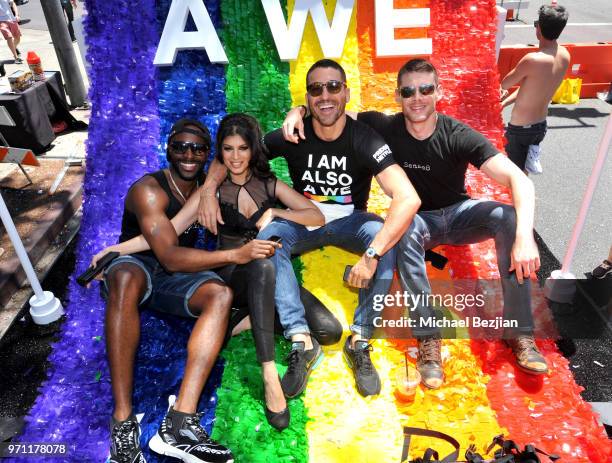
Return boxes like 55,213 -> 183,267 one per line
506,335 -> 548,375
416,337 -> 444,389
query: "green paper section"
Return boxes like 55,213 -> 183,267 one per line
212,1 -> 308,461
213,333 -> 310,462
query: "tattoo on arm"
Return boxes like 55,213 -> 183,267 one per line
146,192 -> 157,206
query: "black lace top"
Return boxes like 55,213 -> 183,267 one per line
218,174 -> 277,250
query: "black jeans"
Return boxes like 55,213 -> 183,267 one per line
219,260 -> 342,363
505,121 -> 547,171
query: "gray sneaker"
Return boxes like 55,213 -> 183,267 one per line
343,336 -> 381,396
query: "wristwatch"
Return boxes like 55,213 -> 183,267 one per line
365,246 -> 381,261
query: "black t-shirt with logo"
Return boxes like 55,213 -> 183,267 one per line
358,112 -> 499,211
263,116 -> 395,211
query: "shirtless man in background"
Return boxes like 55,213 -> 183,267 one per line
501,4 -> 570,173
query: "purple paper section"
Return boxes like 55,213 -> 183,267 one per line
14,0 -> 160,461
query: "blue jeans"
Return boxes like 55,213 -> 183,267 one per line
397,199 -> 534,337
258,211 -> 395,339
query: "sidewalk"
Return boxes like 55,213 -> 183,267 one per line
0,25 -> 89,337
1,18 -> 90,100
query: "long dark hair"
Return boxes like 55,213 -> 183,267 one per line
215,113 -> 272,179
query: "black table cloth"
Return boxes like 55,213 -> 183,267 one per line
0,72 -> 87,153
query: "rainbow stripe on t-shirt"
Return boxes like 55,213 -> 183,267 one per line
304,192 -> 353,204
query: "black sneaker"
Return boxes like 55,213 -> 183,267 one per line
16,48 -> 20,56
592,260 -> 612,279
281,338 -> 323,398
109,415 -> 146,463
343,336 -> 381,396
149,407 -> 234,463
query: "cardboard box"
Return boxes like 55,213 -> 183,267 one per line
8,70 -> 34,92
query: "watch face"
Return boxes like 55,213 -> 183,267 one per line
366,248 -> 376,258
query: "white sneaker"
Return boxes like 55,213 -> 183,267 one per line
525,144 -> 543,175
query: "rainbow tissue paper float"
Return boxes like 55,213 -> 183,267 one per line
14,1 -> 612,462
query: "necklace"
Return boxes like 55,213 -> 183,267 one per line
168,169 -> 197,203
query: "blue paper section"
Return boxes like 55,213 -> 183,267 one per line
132,1 -> 228,462
156,0 -> 226,251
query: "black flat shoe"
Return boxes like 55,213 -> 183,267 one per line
264,374 -> 290,431
264,405 -> 290,431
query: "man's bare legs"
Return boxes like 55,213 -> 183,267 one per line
173,281 -> 232,413
105,266 -> 232,420
105,263 -> 147,422
6,36 -> 20,60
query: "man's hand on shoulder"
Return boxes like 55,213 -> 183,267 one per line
282,106 -> 307,143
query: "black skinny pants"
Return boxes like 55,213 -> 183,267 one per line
218,259 -> 342,363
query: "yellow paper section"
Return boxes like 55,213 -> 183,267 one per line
287,0 -> 361,111
301,247 -> 405,463
285,1 -> 402,460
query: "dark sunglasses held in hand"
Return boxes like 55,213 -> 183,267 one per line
306,80 -> 346,97
398,83 -> 436,99
169,141 -> 209,156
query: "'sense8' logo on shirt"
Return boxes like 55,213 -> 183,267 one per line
301,153 -> 353,204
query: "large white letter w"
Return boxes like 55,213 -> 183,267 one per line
262,0 -> 354,61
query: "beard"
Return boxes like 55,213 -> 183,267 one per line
167,157 -> 203,182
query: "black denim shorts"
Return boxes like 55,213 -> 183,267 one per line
101,254 -> 224,318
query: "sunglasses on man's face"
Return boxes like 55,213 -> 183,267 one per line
306,80 -> 346,97
398,83 -> 436,99
169,140 -> 209,156
534,20 -> 539,28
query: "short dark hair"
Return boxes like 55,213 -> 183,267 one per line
306,59 -> 347,84
215,113 -> 272,179
397,59 -> 439,87
538,5 -> 568,40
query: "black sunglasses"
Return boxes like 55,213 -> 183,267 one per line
169,140 -> 209,156
398,83 -> 436,99
534,20 -> 539,27
306,80 -> 346,97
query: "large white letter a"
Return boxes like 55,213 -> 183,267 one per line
154,0 -> 228,66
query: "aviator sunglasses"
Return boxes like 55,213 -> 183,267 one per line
169,140 -> 209,156
398,83 -> 436,99
306,80 -> 346,97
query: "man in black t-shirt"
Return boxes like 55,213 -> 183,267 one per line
201,59 -> 420,398
283,59 -> 547,389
